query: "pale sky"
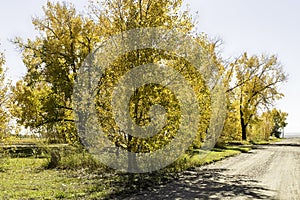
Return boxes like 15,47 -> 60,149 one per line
0,0 -> 299,134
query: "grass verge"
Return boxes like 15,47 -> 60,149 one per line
250,137 -> 282,145
167,145 -> 250,172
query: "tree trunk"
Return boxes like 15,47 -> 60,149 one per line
241,120 -> 247,141
127,134 -> 139,172
240,106 -> 247,141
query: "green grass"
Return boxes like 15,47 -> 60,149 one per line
189,149 -> 241,166
194,145 -> 251,164
0,144 -> 252,199
166,145 -> 249,172
222,146 -> 252,153
0,157 -> 117,199
250,137 -> 282,145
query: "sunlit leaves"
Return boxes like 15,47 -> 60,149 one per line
0,50 -> 10,139
12,2 -> 99,143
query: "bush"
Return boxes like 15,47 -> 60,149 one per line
58,151 -> 99,170
44,146 -> 109,171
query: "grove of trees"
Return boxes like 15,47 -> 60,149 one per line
1,0 -> 288,151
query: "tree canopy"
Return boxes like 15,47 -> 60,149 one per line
10,0 -> 288,149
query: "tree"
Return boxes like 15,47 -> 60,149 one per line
13,0 -> 222,145
87,0 -> 224,171
11,0 -> 225,172
226,53 -> 287,141
270,109 -> 288,138
249,109 -> 288,141
12,2 -> 100,143
221,97 -> 242,142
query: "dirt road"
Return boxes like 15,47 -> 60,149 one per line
126,138 -> 300,200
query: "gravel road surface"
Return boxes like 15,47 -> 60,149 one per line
125,138 -> 300,200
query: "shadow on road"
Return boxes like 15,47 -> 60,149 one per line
108,169 -> 274,200
268,143 -> 300,147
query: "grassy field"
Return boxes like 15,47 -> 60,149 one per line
0,157 -> 111,199
0,144 -> 250,200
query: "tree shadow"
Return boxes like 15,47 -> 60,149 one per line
268,143 -> 300,147
106,168 -> 275,200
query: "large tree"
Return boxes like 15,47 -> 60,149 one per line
80,0 -> 224,171
12,0 -> 222,152
12,2 -> 100,143
226,53 -> 287,141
